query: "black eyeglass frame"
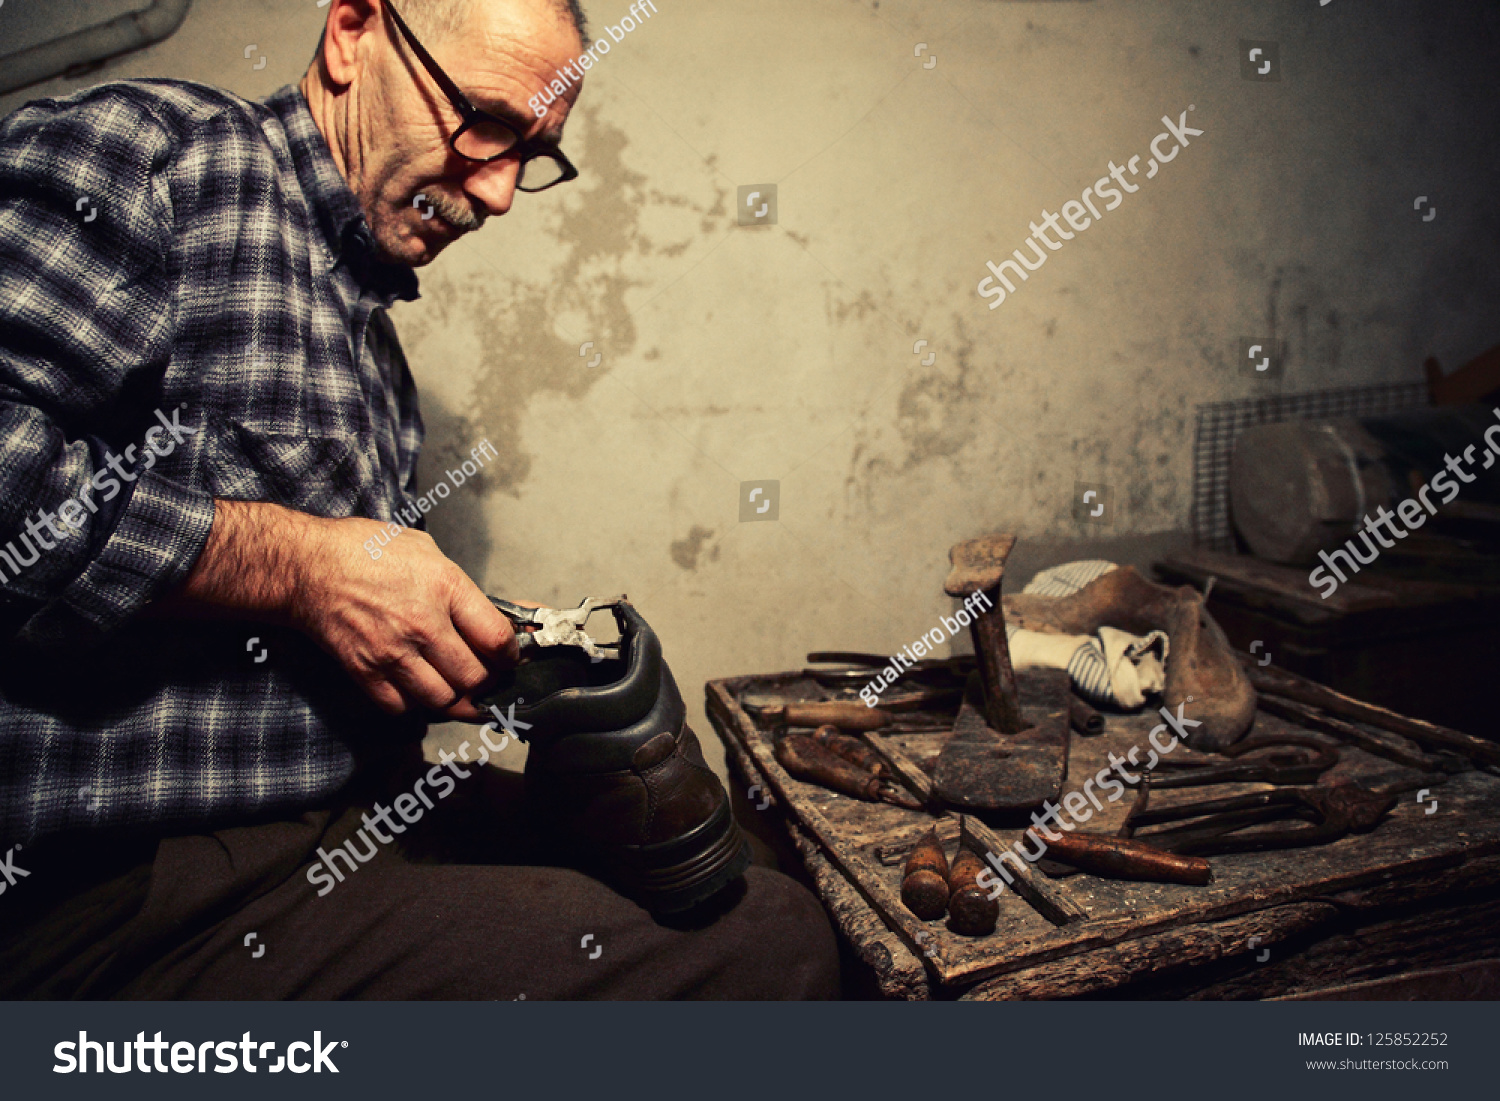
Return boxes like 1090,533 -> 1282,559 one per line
382,0 -> 578,191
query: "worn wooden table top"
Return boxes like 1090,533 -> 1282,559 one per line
706,671 -> 1500,1000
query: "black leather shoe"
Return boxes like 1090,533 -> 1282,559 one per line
476,603 -> 750,914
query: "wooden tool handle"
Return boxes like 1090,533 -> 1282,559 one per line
768,701 -> 893,731
946,849 -> 1000,936
812,725 -> 890,777
901,828 -> 950,921
1044,831 -> 1212,885
774,732 -> 883,801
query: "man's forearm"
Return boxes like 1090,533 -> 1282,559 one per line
145,497 -> 516,719
148,499 -> 323,623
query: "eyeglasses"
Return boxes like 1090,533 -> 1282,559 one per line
383,0 -> 578,192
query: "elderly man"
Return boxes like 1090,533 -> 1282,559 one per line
0,0 -> 838,999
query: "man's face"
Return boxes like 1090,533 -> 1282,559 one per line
331,0 -> 582,266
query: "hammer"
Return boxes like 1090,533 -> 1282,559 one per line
943,534 -> 1023,735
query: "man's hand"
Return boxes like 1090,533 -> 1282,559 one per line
154,500 -> 520,721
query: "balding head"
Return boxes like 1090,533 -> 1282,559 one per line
377,0 -> 587,48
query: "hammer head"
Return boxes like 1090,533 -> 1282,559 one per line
944,534 -> 1016,598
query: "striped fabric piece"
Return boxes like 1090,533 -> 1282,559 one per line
1064,636 -> 1116,708
1021,559 -> 1118,597
1004,624 -> 1141,709
1010,560 -> 1168,709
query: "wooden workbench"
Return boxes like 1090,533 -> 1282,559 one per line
707,672 -> 1500,999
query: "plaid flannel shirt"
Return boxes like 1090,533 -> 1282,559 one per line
0,81 -> 430,846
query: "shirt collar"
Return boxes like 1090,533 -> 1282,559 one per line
263,84 -> 420,305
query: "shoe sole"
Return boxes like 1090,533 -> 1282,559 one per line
608,799 -> 752,914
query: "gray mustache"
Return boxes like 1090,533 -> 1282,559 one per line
418,190 -> 484,231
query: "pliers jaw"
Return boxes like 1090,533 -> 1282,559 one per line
488,595 -> 628,661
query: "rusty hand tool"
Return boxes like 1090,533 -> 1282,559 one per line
1119,766 -> 1157,838
862,731 -> 938,807
901,827 -> 950,920
1128,733 -> 1340,789
810,724 -> 890,779
489,595 -> 626,660
1240,655 -> 1500,770
936,666 -> 1072,811
847,686 -> 965,713
1038,830 -> 1212,885
943,535 -> 1022,735
805,651 -> 973,690
937,534 -> 1072,811
773,731 -> 923,808
1122,775 -> 1439,856
774,731 -> 879,799
1255,694 -> 1463,773
946,847 -> 999,936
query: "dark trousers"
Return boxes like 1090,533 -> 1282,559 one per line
0,766 -> 840,1000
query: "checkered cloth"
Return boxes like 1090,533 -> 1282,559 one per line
1008,561 -> 1168,710
0,81 -> 427,845
1192,384 -> 1428,551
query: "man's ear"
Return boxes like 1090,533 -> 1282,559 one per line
318,0 -> 381,88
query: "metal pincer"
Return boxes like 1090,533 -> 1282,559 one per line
488,594 -> 628,661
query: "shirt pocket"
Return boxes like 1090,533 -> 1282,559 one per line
208,420 -> 371,518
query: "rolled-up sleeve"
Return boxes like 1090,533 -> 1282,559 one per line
0,93 -> 216,652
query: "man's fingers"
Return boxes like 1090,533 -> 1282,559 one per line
365,679 -> 411,716
436,697 -> 494,724
420,626 -> 494,700
387,653 -> 467,713
452,586 -> 521,665
357,661 -> 478,719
